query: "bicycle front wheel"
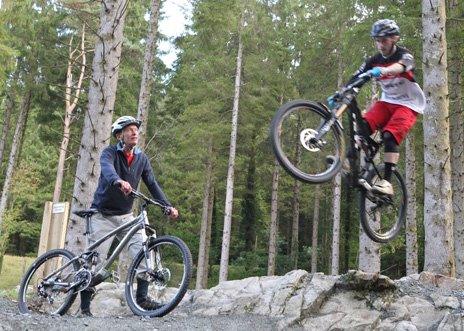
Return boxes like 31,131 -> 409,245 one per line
359,165 -> 407,243
18,249 -> 79,315
125,235 -> 192,317
270,100 -> 345,183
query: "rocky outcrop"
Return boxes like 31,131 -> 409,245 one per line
88,270 -> 464,330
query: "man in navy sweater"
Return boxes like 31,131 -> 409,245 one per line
80,116 -> 179,316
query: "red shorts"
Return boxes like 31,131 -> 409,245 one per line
363,101 -> 418,144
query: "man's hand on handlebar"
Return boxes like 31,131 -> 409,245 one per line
116,179 -> 133,196
167,207 -> 179,220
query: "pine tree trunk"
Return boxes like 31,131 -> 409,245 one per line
267,158 -> 280,276
331,173 -> 341,275
53,28 -> 86,203
290,178 -> 300,269
202,185 -> 214,288
136,0 -> 160,149
0,90 -> 32,249
447,0 -> 464,278
405,133 -> 418,275
331,54 -> 344,275
343,188 -> 353,272
422,0 -> 455,276
311,185 -> 320,273
66,0 -> 129,254
358,88 -> 380,273
0,93 -> 13,169
358,210 -> 380,273
290,119 -> 302,269
219,26 -> 243,282
196,140 -> 213,289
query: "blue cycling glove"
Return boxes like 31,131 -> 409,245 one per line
327,95 -> 337,109
368,67 -> 382,78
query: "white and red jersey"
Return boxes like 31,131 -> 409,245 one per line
351,46 -> 426,114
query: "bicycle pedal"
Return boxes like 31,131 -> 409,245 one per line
111,271 -> 120,283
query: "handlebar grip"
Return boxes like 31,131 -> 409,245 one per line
163,206 -> 172,216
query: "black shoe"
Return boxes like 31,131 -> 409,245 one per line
80,308 -> 93,317
136,297 -> 162,310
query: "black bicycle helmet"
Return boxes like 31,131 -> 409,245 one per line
111,115 -> 141,137
370,19 -> 400,37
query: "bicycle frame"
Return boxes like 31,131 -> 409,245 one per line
329,90 -> 383,188
41,207 -> 157,291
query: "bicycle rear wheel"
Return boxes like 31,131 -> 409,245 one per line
270,100 -> 345,183
18,249 -> 79,315
359,165 -> 407,243
125,235 -> 192,317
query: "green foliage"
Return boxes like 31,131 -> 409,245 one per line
0,255 -> 36,297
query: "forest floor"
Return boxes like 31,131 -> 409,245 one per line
0,297 -> 297,331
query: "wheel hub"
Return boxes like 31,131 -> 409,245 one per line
300,129 -> 322,152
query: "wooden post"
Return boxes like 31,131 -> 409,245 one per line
38,202 -> 70,277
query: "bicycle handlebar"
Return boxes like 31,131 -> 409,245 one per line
343,73 -> 372,92
130,190 -> 172,215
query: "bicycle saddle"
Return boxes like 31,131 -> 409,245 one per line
73,209 -> 98,218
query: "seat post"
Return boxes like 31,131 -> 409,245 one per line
85,215 -> 91,248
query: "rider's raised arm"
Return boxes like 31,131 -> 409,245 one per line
345,57 -> 374,86
140,154 -> 172,207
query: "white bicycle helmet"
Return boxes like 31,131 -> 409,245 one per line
111,116 -> 142,137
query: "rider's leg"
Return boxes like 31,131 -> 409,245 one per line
370,103 -> 417,195
80,287 -> 95,316
372,131 -> 398,195
80,212 -> 119,314
124,220 -> 160,309
383,130 -> 400,182
135,279 -> 161,309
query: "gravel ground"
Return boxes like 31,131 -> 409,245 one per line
0,297 -> 297,331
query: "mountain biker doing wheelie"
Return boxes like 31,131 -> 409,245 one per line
332,19 -> 426,196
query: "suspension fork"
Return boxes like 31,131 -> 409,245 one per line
314,105 -> 345,142
141,210 -> 156,271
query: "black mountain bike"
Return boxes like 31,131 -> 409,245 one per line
270,73 -> 407,243
18,190 -> 192,317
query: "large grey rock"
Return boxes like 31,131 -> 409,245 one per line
81,270 -> 464,330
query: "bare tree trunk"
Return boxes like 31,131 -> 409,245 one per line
422,0 -> 455,276
358,207 -> 381,273
331,53 -> 344,275
0,90 -> 32,241
405,133 -> 418,275
219,24 -> 243,282
196,140 -> 214,289
53,27 -> 86,203
331,173 -> 341,275
267,158 -> 280,276
136,0 -> 161,149
358,84 -> 380,273
66,0 -> 129,254
447,0 -> 464,278
202,185 -> 214,288
311,185 -> 320,273
290,178 -> 300,269
121,0 -> 161,275
0,94 -> 13,169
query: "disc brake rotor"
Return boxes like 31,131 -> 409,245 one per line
300,128 -> 321,152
